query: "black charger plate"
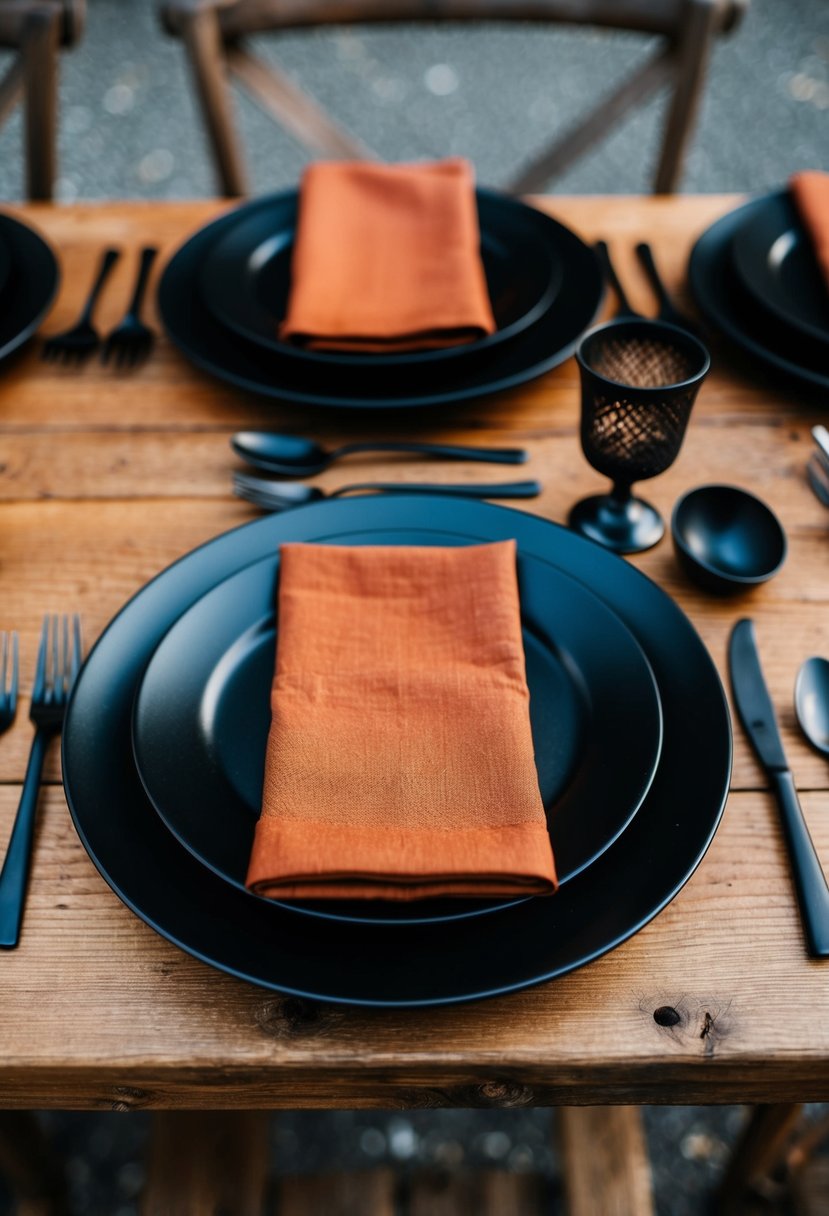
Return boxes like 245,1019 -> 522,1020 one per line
158,191 -> 603,410
0,233 -> 10,302
731,190 -> 829,347
132,550 -> 662,921
689,194 -> 829,392
62,497 -> 731,1007
200,193 -> 562,368
0,212 -> 59,365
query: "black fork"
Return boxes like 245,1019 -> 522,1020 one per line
41,249 -> 120,365
101,247 -> 158,368
0,615 -> 82,948
0,631 -> 18,736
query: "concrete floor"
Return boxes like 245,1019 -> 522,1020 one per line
0,0 -> 826,200
0,2 -> 826,1212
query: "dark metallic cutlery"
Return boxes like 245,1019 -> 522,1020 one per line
0,631 -> 18,735
233,472 -> 542,513
807,454 -> 829,509
101,246 -> 158,368
0,615 -> 82,948
231,431 -> 528,476
812,425 -> 829,466
594,241 -> 638,318
795,657 -> 829,759
635,242 -> 700,335
41,249 -> 120,364
729,618 -> 829,958
596,240 -> 698,335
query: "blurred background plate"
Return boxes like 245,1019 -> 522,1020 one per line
689,194 -> 829,392
731,189 -> 829,347
199,190 -> 563,368
0,212 -> 59,365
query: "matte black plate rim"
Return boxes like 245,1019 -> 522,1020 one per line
62,497 -> 731,1007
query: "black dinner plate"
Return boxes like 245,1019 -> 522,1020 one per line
689,193 -> 829,392
132,549 -> 663,922
199,193 -> 562,368
62,496 -> 731,1007
731,190 -> 829,346
157,190 -> 604,410
0,232 -> 10,302
0,211 -> 59,366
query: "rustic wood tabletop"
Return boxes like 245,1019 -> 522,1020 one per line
1,195 -> 828,1116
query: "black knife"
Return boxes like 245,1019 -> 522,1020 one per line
729,618 -> 829,957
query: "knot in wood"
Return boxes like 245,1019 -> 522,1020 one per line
477,1080 -> 533,1107
653,1005 -> 682,1028
255,997 -> 339,1039
109,1085 -> 150,1111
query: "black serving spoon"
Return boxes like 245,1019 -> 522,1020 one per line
231,431 -> 527,477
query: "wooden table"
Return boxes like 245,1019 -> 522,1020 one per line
1,195 -> 828,1207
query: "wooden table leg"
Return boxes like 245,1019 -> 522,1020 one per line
717,1104 -> 804,1215
558,1106 -> 655,1216
0,1111 -> 66,1216
142,1111 -> 269,1216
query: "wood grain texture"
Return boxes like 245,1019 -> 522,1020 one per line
406,1170 -> 548,1215
2,197 -> 829,1109
142,1111 -> 269,1215
278,1170 -> 396,1216
558,1106 -> 653,1216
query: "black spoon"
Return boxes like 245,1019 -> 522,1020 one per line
231,431 -> 528,477
796,657 -> 829,759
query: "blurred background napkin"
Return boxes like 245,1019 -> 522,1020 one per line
278,159 -> 496,352
791,171 -> 829,293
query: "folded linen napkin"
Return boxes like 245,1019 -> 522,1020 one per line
246,541 -> 557,900
278,158 -> 497,352
790,171 -> 829,293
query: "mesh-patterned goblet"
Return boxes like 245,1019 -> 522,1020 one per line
568,318 -> 711,554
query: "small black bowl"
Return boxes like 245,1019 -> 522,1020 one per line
671,484 -> 787,594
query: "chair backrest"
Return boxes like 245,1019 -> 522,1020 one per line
159,0 -> 748,197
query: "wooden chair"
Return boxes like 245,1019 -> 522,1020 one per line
158,0 -> 748,198
0,0 -> 85,201
140,1107 -> 655,1215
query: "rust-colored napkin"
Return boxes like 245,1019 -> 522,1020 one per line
246,541 -> 557,901
790,171 -> 829,292
278,158 -> 497,352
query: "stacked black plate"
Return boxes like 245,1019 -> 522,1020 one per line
157,189 -> 604,409
690,188 -> 829,391
62,495 -> 731,1007
0,212 -> 59,365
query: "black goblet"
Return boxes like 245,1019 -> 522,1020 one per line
569,318 -> 711,554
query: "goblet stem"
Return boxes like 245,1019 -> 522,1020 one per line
569,478 -> 664,554
609,481 -> 633,508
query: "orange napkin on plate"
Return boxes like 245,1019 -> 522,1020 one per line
790,171 -> 829,292
278,158 -> 497,352
245,541 -> 557,901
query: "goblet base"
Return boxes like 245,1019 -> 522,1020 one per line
568,493 -> 664,554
